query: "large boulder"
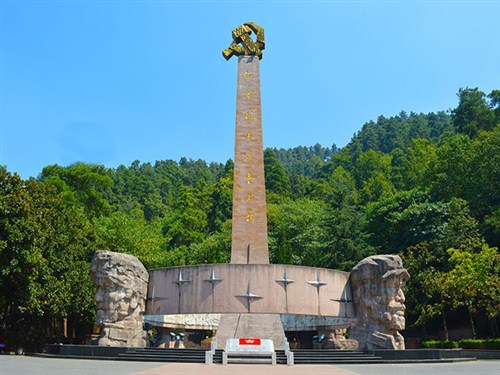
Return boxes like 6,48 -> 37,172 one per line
321,328 -> 358,350
90,250 -> 149,347
349,255 -> 410,350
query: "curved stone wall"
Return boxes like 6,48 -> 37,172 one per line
146,264 -> 355,318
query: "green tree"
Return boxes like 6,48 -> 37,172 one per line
365,190 -> 448,254
207,162 -> 233,233
360,171 -> 395,204
348,111 -> 452,154
398,138 -> 437,190
190,220 -> 232,264
326,166 -> 358,208
428,125 -> 500,220
452,87 -> 496,137
322,204 -> 373,271
39,163 -> 113,218
489,89 -> 500,122
404,242 -> 453,340
94,211 -> 166,269
272,144 -> 335,177
163,181 -> 212,252
484,208 -> 500,245
401,199 -> 490,338
352,150 -> 394,203
441,240 -> 499,338
322,167 -> 373,270
264,149 -> 290,196
0,167 -> 96,350
267,198 -> 328,267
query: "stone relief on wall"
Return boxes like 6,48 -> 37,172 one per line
349,254 -> 410,350
90,250 -> 149,347
144,314 -> 221,330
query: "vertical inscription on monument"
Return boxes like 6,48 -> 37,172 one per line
231,55 -> 269,264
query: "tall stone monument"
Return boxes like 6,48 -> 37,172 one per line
217,22 -> 285,347
224,23 -> 269,265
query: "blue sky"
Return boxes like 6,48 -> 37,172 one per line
1,1 -> 499,179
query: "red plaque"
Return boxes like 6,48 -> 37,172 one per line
239,338 -> 261,345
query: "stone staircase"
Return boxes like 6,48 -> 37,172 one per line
119,348 -> 382,364
38,343 -> 477,365
43,346 -> 475,365
290,349 -> 383,364
118,348 -> 223,363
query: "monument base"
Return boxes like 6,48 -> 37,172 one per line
215,313 -> 285,349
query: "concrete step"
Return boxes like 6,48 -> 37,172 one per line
127,348 -> 208,354
292,350 -> 369,354
118,347 -> 220,363
117,355 -> 205,363
226,357 -> 274,364
274,350 -> 288,364
294,359 -> 385,364
290,349 -> 381,364
120,353 -> 206,358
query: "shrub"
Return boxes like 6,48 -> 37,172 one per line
421,340 -> 459,349
459,338 -> 500,350
484,339 -> 500,350
459,339 -> 482,349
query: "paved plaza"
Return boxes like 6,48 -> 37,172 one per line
0,356 -> 499,375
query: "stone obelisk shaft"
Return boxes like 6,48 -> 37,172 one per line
231,56 -> 269,264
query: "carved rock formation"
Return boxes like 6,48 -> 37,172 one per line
90,250 -> 149,347
321,328 -> 359,350
349,255 -> 410,350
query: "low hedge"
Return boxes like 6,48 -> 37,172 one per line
459,338 -> 500,350
421,340 -> 459,348
421,339 -> 500,350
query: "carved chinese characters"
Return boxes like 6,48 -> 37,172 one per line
226,38 -> 269,264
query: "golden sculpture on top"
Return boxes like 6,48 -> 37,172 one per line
222,22 -> 265,61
